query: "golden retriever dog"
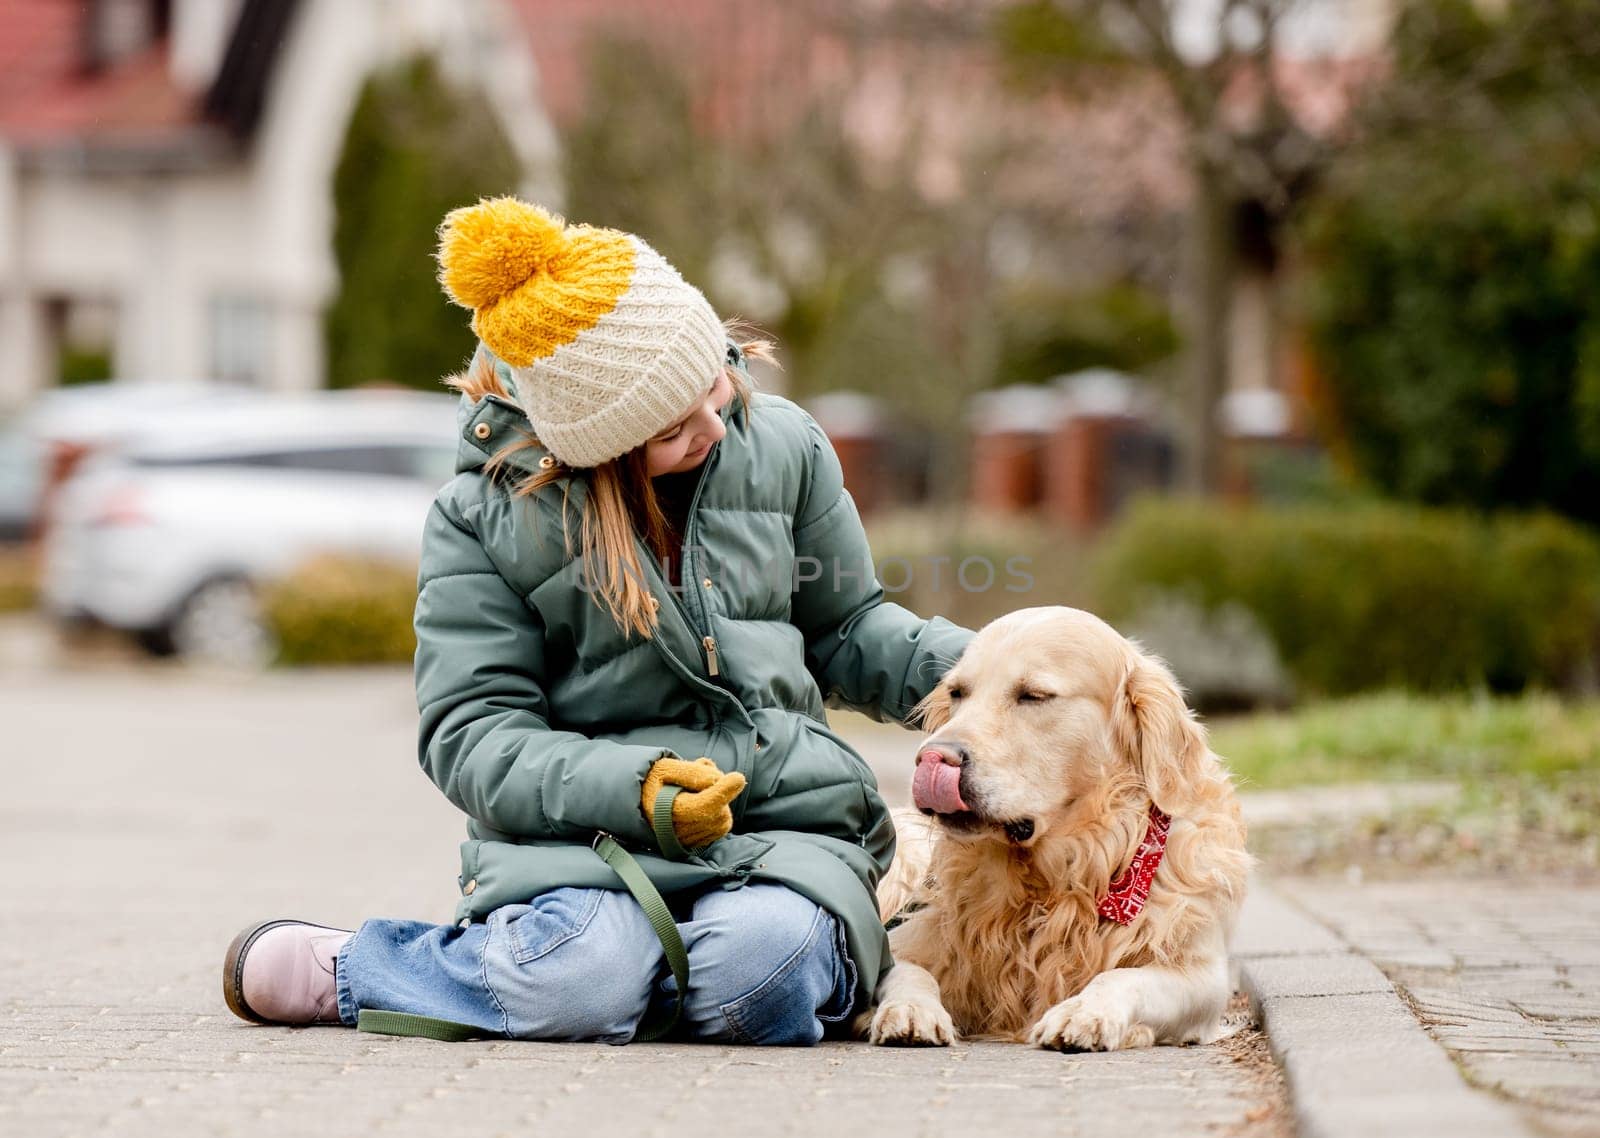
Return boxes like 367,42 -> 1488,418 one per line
865,606 -> 1252,1051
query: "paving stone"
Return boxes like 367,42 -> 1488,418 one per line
1250,990 -> 1535,1138
1431,1031 -> 1564,1053
1369,946 -> 1459,969
1228,883 -> 1542,1138
2,669 -> 1287,1138
1279,876 -> 1600,1137
1242,952 -> 1392,999
1230,884 -> 1348,959
1514,997 -> 1600,1021
1406,989 -> 1530,1025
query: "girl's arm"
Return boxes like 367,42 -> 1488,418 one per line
413,499 -> 667,846
789,412 -> 975,724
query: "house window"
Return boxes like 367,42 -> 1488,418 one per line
44,296 -> 117,386
83,0 -> 171,72
209,295 -> 272,386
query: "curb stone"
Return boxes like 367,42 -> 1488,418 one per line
1233,884 -> 1536,1138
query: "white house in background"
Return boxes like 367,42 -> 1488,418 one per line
0,0 -> 558,411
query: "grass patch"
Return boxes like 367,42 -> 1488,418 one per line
1216,692 -> 1600,876
1209,691 -> 1600,791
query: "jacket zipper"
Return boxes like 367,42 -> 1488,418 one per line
629,440 -> 723,681
679,442 -> 721,679
622,415 -> 755,737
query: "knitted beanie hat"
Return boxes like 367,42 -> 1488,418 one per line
436,197 -> 725,468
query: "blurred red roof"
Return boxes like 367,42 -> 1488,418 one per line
0,0 -> 1378,212
0,0 -> 198,145
508,0 -> 825,135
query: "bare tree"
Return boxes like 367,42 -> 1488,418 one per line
1000,0 -> 1333,492
565,6 -> 1032,510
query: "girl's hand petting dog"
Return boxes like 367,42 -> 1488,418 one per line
642,757 -> 747,849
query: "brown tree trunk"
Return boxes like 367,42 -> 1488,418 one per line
1180,159 -> 1236,494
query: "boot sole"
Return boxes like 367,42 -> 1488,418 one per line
222,918 -> 308,1025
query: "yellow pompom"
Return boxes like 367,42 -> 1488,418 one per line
436,196 -> 568,311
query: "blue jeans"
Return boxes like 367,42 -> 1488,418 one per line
334,883 -> 856,1045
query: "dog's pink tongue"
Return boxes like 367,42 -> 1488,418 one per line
913,752 -> 968,814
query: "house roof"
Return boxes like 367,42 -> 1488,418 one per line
0,0 -> 83,134
507,0 -> 820,137
0,0 -> 298,169
0,0 -> 192,146
1,0 -> 1376,207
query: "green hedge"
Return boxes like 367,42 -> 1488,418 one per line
1300,0 -> 1600,526
263,556 -> 417,666
0,547 -> 38,613
864,509 -> 1093,631
1092,500 -> 1600,696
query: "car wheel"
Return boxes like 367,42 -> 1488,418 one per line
168,577 -> 275,669
133,624 -> 178,657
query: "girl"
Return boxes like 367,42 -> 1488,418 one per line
221,197 -> 972,1046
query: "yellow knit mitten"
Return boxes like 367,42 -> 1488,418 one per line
641,757 -> 747,850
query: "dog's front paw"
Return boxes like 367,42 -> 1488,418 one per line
869,997 -> 957,1047
1028,993 -> 1156,1052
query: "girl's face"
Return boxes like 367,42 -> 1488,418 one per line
644,369 -> 733,477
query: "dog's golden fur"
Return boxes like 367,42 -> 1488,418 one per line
868,606 -> 1252,1049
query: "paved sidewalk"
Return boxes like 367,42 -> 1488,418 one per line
1,667 -> 1285,1138
1277,879 -> 1600,1138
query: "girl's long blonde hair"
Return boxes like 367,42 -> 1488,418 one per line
444,320 -> 776,640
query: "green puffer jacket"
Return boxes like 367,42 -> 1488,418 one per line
414,358 -> 973,1014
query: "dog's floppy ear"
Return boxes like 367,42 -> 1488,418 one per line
1112,650 -> 1211,817
910,678 -> 954,733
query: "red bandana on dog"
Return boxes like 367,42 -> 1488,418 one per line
1097,805 -> 1172,925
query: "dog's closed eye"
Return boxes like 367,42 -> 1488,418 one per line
1016,689 -> 1055,704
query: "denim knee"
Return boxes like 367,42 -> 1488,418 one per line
481,887 -> 662,1042
677,884 -> 855,1046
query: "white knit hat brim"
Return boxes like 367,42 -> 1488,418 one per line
510,239 -> 727,468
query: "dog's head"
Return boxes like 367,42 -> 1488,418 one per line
911,606 -> 1213,847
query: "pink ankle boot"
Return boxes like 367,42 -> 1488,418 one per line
223,919 -> 352,1025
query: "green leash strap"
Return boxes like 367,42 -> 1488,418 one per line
356,1008 -> 485,1041
594,839 -> 691,1038
652,782 -> 690,860
358,787 -> 693,1044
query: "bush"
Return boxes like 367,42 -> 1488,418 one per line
263,556 -> 417,666
1300,0 -> 1600,524
1118,593 -> 1294,711
0,547 -> 38,612
1092,500 -> 1600,697
864,509 -> 1093,632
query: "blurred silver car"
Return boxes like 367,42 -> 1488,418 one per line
0,421 -> 46,543
5,381 -> 257,544
41,389 -> 458,666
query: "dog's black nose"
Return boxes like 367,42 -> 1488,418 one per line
1004,818 -> 1035,843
